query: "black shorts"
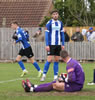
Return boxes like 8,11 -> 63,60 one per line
18,47 -> 34,58
47,45 -> 61,56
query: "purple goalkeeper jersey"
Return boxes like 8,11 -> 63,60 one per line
66,58 -> 85,85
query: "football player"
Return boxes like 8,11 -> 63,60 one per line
11,21 -> 42,77
40,10 -> 65,81
22,50 -> 85,92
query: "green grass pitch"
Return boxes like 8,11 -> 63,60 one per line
0,62 -> 95,100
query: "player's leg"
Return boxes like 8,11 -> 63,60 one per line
41,45 -> 55,81
29,57 -> 43,77
53,81 -> 65,91
87,69 -> 95,85
24,46 -> 42,77
53,56 -> 60,81
40,56 -> 52,81
16,55 -> 28,77
53,45 -> 61,80
33,81 -> 56,92
22,80 -> 30,92
22,79 -> 56,92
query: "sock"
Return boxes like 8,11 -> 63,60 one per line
53,62 -> 59,76
30,87 -> 34,92
93,69 -> 95,83
23,69 -> 27,72
54,75 -> 58,80
42,74 -> 46,78
18,61 -> 25,70
43,61 -> 51,74
34,85 -> 38,88
34,81 -> 56,92
33,62 -> 40,71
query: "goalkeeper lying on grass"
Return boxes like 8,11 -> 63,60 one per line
22,50 -> 85,92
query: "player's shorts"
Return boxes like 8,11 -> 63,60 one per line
64,82 -> 83,92
47,45 -> 61,56
18,46 -> 34,58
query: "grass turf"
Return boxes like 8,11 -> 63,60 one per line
0,62 -> 95,100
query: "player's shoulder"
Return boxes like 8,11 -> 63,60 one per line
46,19 -> 52,25
58,20 -> 63,25
67,59 -> 77,67
17,27 -> 24,34
16,27 -> 21,33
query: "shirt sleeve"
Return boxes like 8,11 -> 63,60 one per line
45,21 -> 51,32
66,64 -> 76,83
16,32 -> 22,43
45,21 -> 51,46
60,22 -> 65,46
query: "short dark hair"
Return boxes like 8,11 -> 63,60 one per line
60,50 -> 69,58
11,21 -> 19,25
51,10 -> 59,14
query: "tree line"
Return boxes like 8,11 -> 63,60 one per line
39,0 -> 95,27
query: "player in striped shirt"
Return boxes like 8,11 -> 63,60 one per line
11,21 -> 42,77
40,10 -> 65,81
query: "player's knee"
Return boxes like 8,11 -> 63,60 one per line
47,58 -> 52,62
54,58 -> 59,62
54,57 -> 59,62
29,58 -> 34,64
47,59 -> 52,62
47,56 -> 52,62
16,58 -> 21,62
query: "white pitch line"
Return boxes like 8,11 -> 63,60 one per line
0,77 -> 52,84
0,78 -> 22,84
0,77 -> 36,84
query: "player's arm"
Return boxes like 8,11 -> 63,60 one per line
45,27 -> 49,46
45,21 -> 51,51
67,68 -> 76,83
12,31 -> 18,40
15,33 -> 22,43
58,67 -> 76,83
45,21 -> 51,46
60,22 -> 65,49
45,27 -> 50,51
26,31 -> 29,41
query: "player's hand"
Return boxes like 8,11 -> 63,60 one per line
58,73 -> 67,82
61,46 -> 64,50
46,46 -> 50,52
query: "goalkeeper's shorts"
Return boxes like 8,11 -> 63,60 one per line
64,82 -> 83,92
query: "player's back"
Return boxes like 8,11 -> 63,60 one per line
16,27 -> 30,49
67,59 -> 85,85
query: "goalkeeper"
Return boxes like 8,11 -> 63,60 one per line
22,50 -> 85,92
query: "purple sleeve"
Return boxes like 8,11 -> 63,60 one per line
68,71 -> 76,82
66,64 -> 76,83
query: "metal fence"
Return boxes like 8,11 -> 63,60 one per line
0,28 -> 95,61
